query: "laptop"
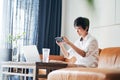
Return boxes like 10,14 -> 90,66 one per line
21,45 -> 41,62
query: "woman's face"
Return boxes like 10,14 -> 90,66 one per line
74,26 -> 85,36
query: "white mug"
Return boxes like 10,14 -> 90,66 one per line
42,48 -> 50,62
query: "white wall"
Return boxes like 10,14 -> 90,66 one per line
62,0 -> 120,49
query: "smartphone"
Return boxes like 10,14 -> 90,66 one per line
55,37 -> 63,42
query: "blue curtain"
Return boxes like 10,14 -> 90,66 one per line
37,0 -> 62,55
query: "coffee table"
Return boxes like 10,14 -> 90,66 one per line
35,62 -> 68,80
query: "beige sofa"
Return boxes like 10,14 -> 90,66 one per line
47,47 -> 120,80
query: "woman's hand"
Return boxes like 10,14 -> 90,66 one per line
56,41 -> 64,47
62,36 -> 71,45
56,36 -> 72,47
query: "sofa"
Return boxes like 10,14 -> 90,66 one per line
46,47 -> 120,80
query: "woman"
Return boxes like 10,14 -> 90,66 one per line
56,17 -> 99,67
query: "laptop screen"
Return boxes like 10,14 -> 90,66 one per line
21,45 -> 41,62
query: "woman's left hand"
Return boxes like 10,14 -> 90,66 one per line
62,36 -> 71,45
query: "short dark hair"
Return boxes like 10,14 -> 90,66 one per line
74,17 -> 89,31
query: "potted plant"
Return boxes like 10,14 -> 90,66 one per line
8,32 -> 25,62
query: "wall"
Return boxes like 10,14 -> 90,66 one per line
62,0 -> 120,49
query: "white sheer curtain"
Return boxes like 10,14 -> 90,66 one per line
0,0 -> 3,48
0,0 -> 39,61
7,0 -> 39,48
0,0 -> 11,59
0,0 -> 11,79
0,0 -> 39,49
0,0 -> 9,48
0,0 -> 39,79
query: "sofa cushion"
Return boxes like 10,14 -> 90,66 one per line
98,47 -> 120,68
48,67 -> 120,80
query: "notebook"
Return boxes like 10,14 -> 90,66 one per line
21,45 -> 41,62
